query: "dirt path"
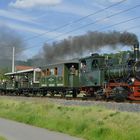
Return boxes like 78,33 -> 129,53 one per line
0,118 -> 83,140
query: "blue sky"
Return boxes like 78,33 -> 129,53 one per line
0,0 -> 140,59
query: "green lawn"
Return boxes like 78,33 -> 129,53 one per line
0,136 -> 6,140
0,98 -> 139,140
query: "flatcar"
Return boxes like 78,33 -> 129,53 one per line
3,68 -> 41,96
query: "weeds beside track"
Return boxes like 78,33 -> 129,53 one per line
0,96 -> 140,140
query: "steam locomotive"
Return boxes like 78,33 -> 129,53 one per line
1,44 -> 140,101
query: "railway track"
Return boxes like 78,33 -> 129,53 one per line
0,93 -> 140,104
47,95 -> 140,104
1,94 -> 140,112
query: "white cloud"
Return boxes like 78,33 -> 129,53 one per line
49,3 -> 94,17
93,0 -> 125,3
0,9 -> 36,24
0,20 -> 66,39
108,0 -> 124,2
9,0 -> 62,9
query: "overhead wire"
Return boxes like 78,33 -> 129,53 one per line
18,3 -> 140,53
22,0 -> 127,41
99,16 -> 140,31
45,4 -> 140,43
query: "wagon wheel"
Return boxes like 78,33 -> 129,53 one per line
60,91 -> 66,98
42,92 -> 47,97
50,92 -> 54,97
72,89 -> 77,98
42,90 -> 47,97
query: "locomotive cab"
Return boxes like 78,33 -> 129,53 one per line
79,54 -> 106,96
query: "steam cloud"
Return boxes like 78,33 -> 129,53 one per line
43,31 -> 138,63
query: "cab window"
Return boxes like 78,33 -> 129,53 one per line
42,70 -> 46,76
54,67 -> 58,75
92,59 -> 98,69
47,69 -> 50,76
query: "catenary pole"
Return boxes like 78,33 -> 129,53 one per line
12,47 -> 15,73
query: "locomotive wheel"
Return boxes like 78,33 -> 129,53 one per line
95,89 -> 105,100
112,87 -> 128,102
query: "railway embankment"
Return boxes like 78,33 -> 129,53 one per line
47,98 -> 140,112
0,96 -> 139,140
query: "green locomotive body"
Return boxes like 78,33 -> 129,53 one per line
79,46 -> 140,101
80,54 -> 105,87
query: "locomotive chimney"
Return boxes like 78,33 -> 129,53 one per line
134,43 -> 139,61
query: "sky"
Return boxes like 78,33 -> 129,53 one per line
0,0 -> 140,60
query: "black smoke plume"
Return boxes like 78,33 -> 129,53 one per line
43,31 -> 138,63
0,25 -> 26,69
0,26 -> 24,60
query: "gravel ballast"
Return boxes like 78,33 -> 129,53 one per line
0,96 -> 140,112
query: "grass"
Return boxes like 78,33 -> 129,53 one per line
0,98 -> 139,140
0,136 -> 6,140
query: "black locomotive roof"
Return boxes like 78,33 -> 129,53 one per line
79,54 -> 105,60
41,59 -> 79,68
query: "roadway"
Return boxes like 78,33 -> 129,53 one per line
0,118 -> 83,140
